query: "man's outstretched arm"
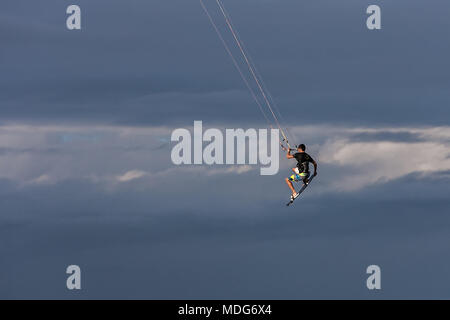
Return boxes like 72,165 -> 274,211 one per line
312,160 -> 318,176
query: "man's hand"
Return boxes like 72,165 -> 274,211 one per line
313,171 -> 317,177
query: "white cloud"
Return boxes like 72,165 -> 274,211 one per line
116,170 -> 149,182
319,139 -> 450,191
0,123 -> 449,192
25,174 -> 53,186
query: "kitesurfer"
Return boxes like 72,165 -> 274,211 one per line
285,144 -> 318,200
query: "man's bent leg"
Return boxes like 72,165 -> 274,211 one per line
285,177 -> 296,195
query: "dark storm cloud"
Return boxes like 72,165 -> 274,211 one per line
1,0 -> 450,126
1,173 -> 450,299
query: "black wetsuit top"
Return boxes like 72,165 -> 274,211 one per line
294,152 -> 315,173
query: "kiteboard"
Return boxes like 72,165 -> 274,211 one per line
286,174 -> 315,207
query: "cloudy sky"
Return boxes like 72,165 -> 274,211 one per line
1,0 -> 450,299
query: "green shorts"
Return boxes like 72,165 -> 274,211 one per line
288,172 -> 309,182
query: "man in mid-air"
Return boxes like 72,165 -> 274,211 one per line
285,144 -> 318,201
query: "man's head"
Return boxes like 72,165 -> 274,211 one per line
297,144 -> 306,152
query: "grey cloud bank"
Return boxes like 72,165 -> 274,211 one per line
0,123 -> 448,190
